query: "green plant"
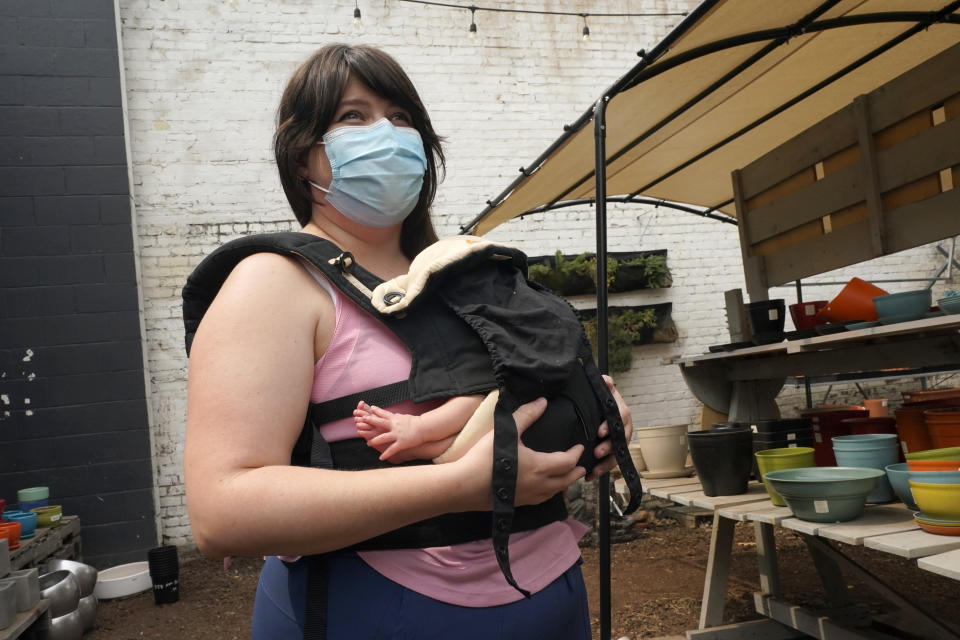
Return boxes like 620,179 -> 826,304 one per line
582,308 -> 659,373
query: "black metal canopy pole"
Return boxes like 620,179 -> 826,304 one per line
593,93 -> 613,640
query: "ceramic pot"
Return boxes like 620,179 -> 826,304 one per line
755,447 -> 816,506
894,406 -> 934,456
8,568 -> 40,612
631,424 -> 689,475
832,434 -> 898,503
0,581 -> 16,631
688,429 -> 753,496
746,299 -> 786,344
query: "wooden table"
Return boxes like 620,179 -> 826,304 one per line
642,476 -> 960,640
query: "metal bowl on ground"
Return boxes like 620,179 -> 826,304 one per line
38,570 -> 80,618
46,558 -> 98,597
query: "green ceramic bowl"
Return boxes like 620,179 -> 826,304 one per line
763,467 -> 884,523
905,446 -> 960,461
755,447 -> 815,507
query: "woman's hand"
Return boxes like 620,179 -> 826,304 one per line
455,397 -> 586,511
589,375 -> 634,480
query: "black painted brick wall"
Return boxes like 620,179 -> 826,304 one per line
0,0 -> 158,569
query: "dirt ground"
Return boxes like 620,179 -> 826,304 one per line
86,515 -> 960,640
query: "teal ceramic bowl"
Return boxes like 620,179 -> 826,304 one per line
885,463 -> 921,509
6,511 -> 37,538
873,290 -> 931,324
938,296 -> 960,315
763,467 -> 884,523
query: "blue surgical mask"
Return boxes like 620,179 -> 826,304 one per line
308,118 -> 427,228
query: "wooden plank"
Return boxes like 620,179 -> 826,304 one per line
739,104 -> 857,200
639,475 -> 703,491
854,95 -> 885,257
10,516 -> 81,571
685,484 -> 771,511
746,162 -> 862,245
741,504 -> 796,526
0,599 -> 49,640
822,144 -> 859,176
864,528 -> 960,559
873,108 -> 932,152
764,221 -> 874,287
755,595 -> 890,640
718,499 -> 783,522
755,521 -> 781,597
733,169 -> 769,300
813,505 -> 917,546
686,617 -> 806,640
745,167 -> 818,214
865,42 -> 960,137
699,514 -> 737,629
649,485 -> 703,504
917,548 -> 960,582
885,187 -> 960,255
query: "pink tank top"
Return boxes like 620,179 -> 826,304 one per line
306,266 -> 587,607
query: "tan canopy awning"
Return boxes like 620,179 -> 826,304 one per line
464,0 -> 960,236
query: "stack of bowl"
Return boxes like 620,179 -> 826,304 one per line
841,416 -> 905,462
905,446 -> 960,471
923,408 -> 960,449
909,476 -> 960,535
800,406 -> 869,466
831,434 -> 899,503
755,447 -> 816,506
885,462 -> 960,511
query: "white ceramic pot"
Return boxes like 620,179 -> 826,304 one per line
631,424 -> 690,474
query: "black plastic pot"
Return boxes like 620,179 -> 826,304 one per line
747,299 -> 786,345
688,429 -> 754,496
148,546 -> 179,605
751,418 -> 812,434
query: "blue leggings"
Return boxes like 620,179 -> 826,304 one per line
251,553 -> 591,639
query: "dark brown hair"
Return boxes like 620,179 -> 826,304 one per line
274,44 -> 443,258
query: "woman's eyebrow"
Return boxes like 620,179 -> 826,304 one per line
336,97 -> 371,109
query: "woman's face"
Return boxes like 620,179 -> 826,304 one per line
301,76 -> 415,192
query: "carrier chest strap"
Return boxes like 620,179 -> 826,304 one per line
309,380 -> 411,425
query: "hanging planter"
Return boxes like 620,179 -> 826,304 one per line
579,303 -> 677,373
527,250 -> 671,296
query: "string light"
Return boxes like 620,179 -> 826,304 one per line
349,1 -> 688,42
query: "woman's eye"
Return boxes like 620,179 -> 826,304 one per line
338,110 -> 362,121
391,112 -> 411,124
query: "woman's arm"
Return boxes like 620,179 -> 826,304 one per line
184,254 -> 583,558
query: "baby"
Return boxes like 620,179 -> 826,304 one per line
354,393 -> 495,464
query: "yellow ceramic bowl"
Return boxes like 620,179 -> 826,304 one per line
908,481 -> 960,521
30,504 -> 62,528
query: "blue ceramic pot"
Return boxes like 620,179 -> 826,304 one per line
832,434 -> 898,503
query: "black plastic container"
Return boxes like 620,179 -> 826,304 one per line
750,418 -> 812,434
688,429 -> 754,496
746,299 -> 786,345
148,545 -> 179,605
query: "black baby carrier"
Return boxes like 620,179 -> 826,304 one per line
182,231 -> 643,637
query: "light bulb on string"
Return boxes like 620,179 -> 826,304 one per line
353,2 -> 362,28
580,14 -> 590,42
468,6 -> 477,42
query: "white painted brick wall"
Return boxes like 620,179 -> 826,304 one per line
118,0 -> 956,544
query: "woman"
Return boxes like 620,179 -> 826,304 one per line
184,43 -> 633,638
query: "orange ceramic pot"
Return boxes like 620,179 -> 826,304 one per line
907,459 -> 960,472
895,406 -> 934,455
903,387 -> 960,404
0,521 -> 22,550
815,277 -> 887,323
